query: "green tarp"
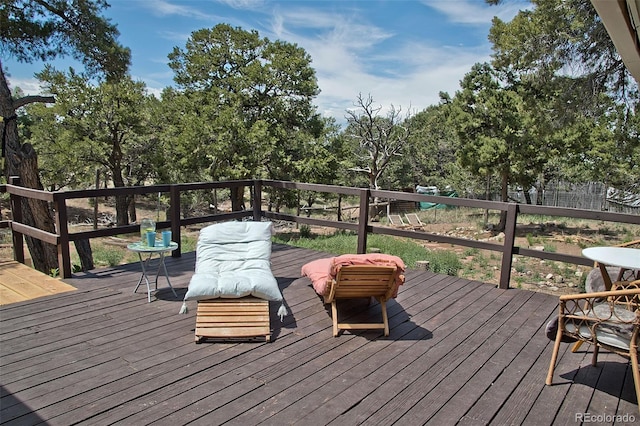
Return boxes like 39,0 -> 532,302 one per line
416,186 -> 458,210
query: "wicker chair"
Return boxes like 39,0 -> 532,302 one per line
546,284 -> 640,411
572,240 -> 640,353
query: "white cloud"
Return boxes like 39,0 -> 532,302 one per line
421,0 -> 527,24
270,7 -> 393,50
214,0 -> 266,10
6,77 -> 45,96
147,0 -> 220,20
157,30 -> 191,43
145,86 -> 164,99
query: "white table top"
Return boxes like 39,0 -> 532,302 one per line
127,241 -> 178,253
582,246 -> 640,270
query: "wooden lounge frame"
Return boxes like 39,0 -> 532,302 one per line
195,296 -> 271,343
404,213 -> 424,230
387,214 -> 408,228
323,264 -> 399,337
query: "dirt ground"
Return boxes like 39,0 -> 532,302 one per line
1,197 -> 637,297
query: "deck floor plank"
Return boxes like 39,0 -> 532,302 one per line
1,244 -> 638,425
327,283 -> 509,425
355,289 -> 535,425
435,291 -> 555,425
0,261 -> 76,305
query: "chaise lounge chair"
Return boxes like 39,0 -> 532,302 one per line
301,254 -> 405,336
387,214 -> 408,228
404,213 -> 424,230
179,221 -> 286,343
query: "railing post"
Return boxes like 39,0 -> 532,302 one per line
357,188 -> 370,254
8,176 -> 24,264
52,193 -> 72,278
169,184 -> 181,258
499,203 -> 519,289
253,180 -> 262,221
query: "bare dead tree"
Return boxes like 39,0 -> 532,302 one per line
345,93 -> 411,191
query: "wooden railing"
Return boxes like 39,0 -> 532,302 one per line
2,178 -> 639,288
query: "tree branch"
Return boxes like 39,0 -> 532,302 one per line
13,95 -> 56,109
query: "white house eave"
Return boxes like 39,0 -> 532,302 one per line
591,0 -> 640,83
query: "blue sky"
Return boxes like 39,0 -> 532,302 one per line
4,0 -> 528,123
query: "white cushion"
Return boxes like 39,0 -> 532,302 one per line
198,220 -> 273,244
184,221 -> 283,302
565,303 -> 637,351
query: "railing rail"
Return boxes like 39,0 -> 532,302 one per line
2,178 -> 639,288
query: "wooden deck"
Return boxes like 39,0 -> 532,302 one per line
1,244 -> 638,425
0,260 -> 76,305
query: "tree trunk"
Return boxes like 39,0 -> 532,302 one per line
111,167 -> 130,225
536,175 -> 545,205
93,169 -> 100,230
483,174 -> 490,226
306,195 -> 313,217
115,194 -> 129,225
128,196 -> 137,223
231,186 -> 245,211
1,67 -> 58,274
74,239 -> 94,271
497,172 -> 509,232
109,134 -> 131,225
18,148 -> 59,272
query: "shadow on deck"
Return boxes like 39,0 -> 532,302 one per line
0,244 -> 637,425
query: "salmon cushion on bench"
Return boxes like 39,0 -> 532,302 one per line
301,253 -> 406,297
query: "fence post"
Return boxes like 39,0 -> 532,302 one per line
357,189 -> 370,254
8,176 -> 24,264
169,184 -> 181,258
499,203 -> 519,289
253,180 -> 262,221
52,193 -> 72,278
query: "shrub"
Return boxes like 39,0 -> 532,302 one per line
299,224 -> 312,239
425,250 -> 462,276
463,248 -> 479,257
92,244 -> 125,267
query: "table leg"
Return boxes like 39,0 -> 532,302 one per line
133,252 -> 153,302
598,263 -> 613,291
132,249 -> 178,302
152,251 -> 178,298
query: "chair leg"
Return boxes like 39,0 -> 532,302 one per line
380,299 -> 389,337
546,325 -> 565,385
571,341 -> 583,352
630,346 -> 640,413
591,345 -> 600,367
331,300 -> 339,337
